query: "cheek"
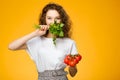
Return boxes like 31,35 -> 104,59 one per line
57,20 -> 61,23
46,19 -> 51,25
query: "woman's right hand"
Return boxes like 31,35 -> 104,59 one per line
8,25 -> 49,50
34,25 -> 49,36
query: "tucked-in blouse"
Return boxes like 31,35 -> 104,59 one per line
26,36 -> 78,72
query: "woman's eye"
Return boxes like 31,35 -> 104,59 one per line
56,18 -> 61,20
48,18 -> 51,19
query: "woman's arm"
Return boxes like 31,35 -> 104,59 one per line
69,66 -> 77,77
8,31 -> 37,50
8,25 -> 49,50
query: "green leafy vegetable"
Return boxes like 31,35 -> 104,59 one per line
34,24 -> 41,29
34,21 -> 64,45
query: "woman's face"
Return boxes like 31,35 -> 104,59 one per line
46,10 -> 61,26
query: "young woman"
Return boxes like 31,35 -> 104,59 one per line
8,3 -> 78,80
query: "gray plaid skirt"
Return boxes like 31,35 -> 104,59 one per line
38,69 -> 68,80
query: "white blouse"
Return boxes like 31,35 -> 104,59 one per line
26,36 -> 78,72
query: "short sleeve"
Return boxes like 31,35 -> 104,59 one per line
69,40 -> 78,55
26,37 -> 39,61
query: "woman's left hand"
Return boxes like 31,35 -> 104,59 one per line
68,66 -> 77,77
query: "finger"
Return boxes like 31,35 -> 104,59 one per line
40,25 -> 48,31
43,26 -> 47,31
35,29 -> 40,32
42,25 -> 48,30
43,25 -> 46,30
47,25 -> 50,30
45,26 -> 49,30
40,25 -> 44,31
45,25 -> 49,30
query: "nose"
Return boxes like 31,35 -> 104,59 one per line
51,20 -> 54,24
50,19 -> 56,24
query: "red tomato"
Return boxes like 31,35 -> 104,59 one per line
64,54 -> 82,66
66,54 -> 72,60
73,58 -> 79,64
75,54 -> 82,62
69,61 -> 76,67
64,58 -> 69,65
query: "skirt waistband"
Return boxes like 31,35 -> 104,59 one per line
38,69 -> 68,77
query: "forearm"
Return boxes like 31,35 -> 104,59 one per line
69,66 -> 77,77
8,31 -> 37,50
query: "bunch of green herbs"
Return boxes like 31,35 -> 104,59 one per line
34,21 -> 64,45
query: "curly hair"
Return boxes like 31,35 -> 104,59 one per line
39,3 -> 72,38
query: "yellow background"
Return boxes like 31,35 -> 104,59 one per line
0,0 -> 120,80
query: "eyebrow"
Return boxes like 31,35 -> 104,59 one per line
46,16 -> 60,18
